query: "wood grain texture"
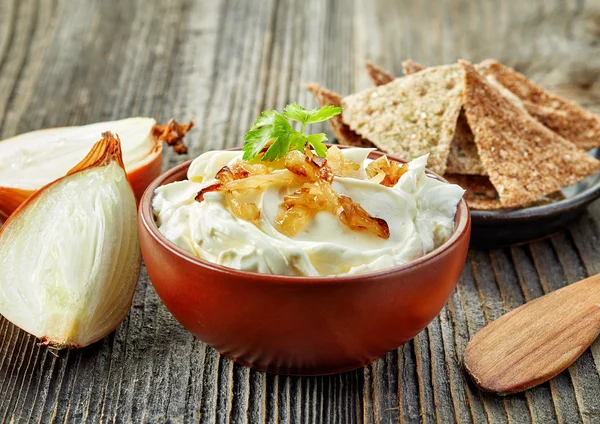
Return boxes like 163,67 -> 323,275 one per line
1,0 -> 600,422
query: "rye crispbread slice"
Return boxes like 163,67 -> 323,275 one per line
364,59 -> 483,176
460,60 -> 600,208
341,64 -> 464,175
402,59 -> 426,75
365,62 -> 394,86
305,83 -> 374,148
444,174 -> 502,210
478,59 -> 600,151
399,60 -> 487,175
446,173 -> 566,210
445,110 -> 487,175
364,60 -> 425,86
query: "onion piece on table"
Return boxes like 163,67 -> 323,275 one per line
0,133 -> 142,348
0,117 -> 192,219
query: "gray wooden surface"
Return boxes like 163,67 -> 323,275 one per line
1,0 -> 600,422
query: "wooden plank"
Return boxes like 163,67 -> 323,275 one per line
490,248 -> 558,424
528,240 -> 585,424
427,315 -> 458,424
460,253 -> 509,424
1,0 -> 600,422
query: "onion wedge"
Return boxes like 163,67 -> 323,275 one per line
0,117 -> 192,219
0,133 -> 141,348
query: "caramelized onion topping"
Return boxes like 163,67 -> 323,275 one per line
194,182 -> 222,202
339,195 -> 390,239
225,192 -> 261,224
326,145 -> 361,177
195,149 -> 391,239
365,155 -> 408,187
276,186 -> 329,237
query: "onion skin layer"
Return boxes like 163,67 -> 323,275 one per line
0,187 -> 34,221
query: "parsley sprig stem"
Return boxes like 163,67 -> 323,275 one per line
242,103 -> 342,162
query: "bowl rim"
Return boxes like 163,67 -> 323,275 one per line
139,147 -> 471,284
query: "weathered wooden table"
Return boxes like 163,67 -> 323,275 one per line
2,0 -> 600,422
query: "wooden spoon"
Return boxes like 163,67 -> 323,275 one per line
464,274 -> 600,395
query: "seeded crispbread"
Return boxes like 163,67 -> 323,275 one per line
306,83 -> 375,148
398,60 -> 487,175
478,59 -> 600,151
444,174 -> 502,210
460,60 -> 600,208
365,61 -> 395,86
341,64 -> 464,175
402,59 -> 426,75
363,60 -> 485,175
446,173 -> 566,210
445,110 -> 487,175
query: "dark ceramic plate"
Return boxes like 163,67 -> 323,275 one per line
470,149 -> 600,247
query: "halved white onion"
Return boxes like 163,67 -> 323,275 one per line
0,133 -> 141,348
0,117 -> 192,219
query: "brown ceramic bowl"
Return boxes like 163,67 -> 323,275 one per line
138,148 -> 471,375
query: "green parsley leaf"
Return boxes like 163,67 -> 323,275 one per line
305,105 -> 342,124
243,103 -> 342,161
306,133 -> 328,157
261,114 -> 296,161
242,110 -> 279,160
283,103 -> 314,125
284,103 -> 342,126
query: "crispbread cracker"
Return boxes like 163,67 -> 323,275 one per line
341,64 -> 464,175
478,59 -> 600,150
402,59 -> 426,75
445,110 -> 487,175
444,174 -> 502,210
460,60 -> 600,208
365,62 -> 394,86
446,173 -> 567,210
364,61 -> 485,174
394,59 -> 487,175
306,83 -> 374,148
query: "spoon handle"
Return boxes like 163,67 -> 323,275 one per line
464,274 -> 600,395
